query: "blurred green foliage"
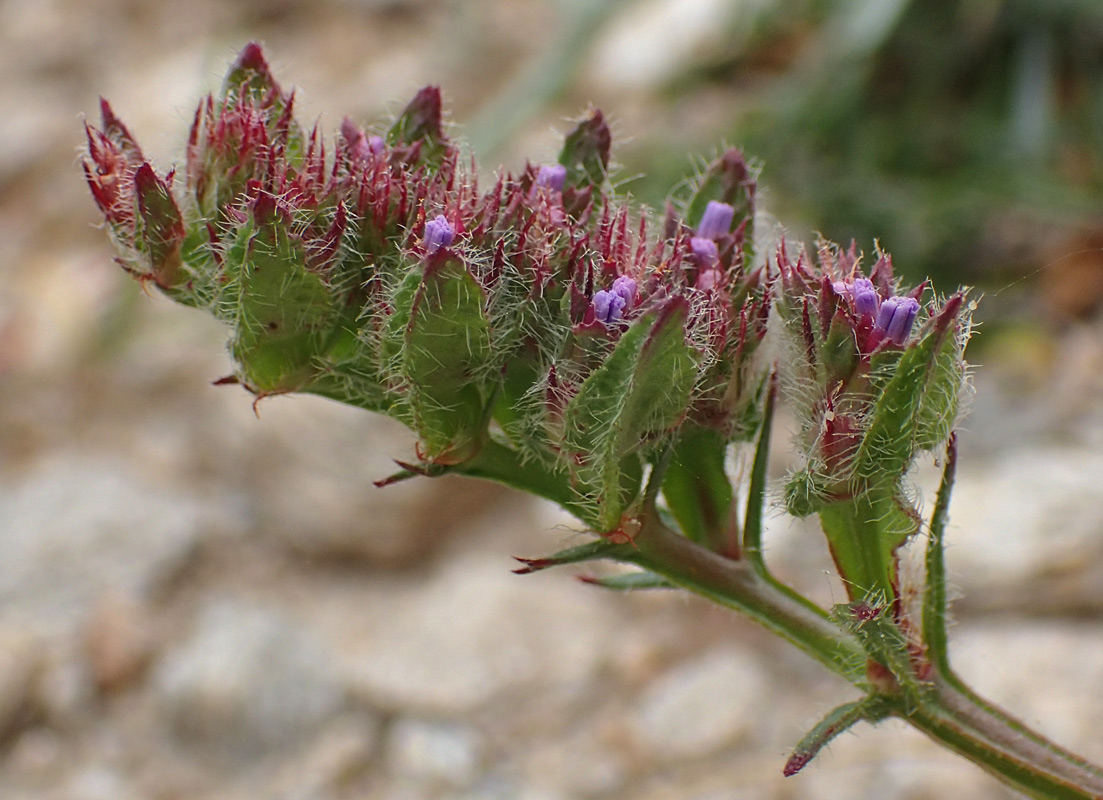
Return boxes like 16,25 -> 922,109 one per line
629,0 -> 1103,288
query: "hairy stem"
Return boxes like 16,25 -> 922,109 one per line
615,506 -> 1103,798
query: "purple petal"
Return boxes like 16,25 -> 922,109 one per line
852,278 -> 880,318
592,289 -> 626,323
424,214 -> 455,253
696,201 -> 735,241
884,296 -> 920,344
535,164 -> 567,192
875,296 -> 900,334
690,236 -> 719,266
696,268 -> 723,291
611,275 -> 637,305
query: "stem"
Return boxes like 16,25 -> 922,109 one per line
904,678 -> 1103,800
627,508 -> 868,685
617,507 -> 1103,798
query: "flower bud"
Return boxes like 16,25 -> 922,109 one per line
776,241 -> 971,516
695,201 -> 735,241
535,164 -> 567,192
424,215 -> 455,253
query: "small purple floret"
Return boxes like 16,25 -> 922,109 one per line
424,214 -> 455,253
690,236 -> 719,266
591,289 -> 625,323
875,295 -> 920,345
368,135 -> 385,154
611,275 -> 637,305
696,200 -> 735,241
591,276 -> 636,324
535,164 -> 567,192
852,278 -> 879,318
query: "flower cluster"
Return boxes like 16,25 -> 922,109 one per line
775,242 -> 970,516
83,43 -> 770,533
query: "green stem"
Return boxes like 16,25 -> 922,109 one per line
618,508 -> 1103,798
466,440 -> 1103,796
628,508 -> 868,684
903,678 -> 1103,800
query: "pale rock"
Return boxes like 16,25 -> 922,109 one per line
0,625 -> 42,737
82,591 -> 154,693
949,447 -> 1103,585
517,717 -> 629,796
952,621 -> 1103,760
0,454 -> 232,635
387,717 -> 483,787
629,646 -> 766,760
265,714 -> 380,799
239,397 -> 510,566
152,598 -> 344,757
340,551 -> 616,713
588,0 -> 755,90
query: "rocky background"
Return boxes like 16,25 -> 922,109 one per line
2,1 -> 1103,798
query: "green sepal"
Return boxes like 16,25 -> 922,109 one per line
403,251 -> 495,465
387,86 -> 448,168
784,467 -> 829,519
224,214 -> 340,394
854,320 -> 962,491
303,318 -> 391,413
579,571 -> 675,591
221,42 -> 284,105
132,164 -> 185,290
685,148 -> 755,239
820,308 -> 859,386
563,298 -> 700,531
661,425 -> 733,548
558,109 -> 611,193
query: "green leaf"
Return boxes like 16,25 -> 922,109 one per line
854,319 -> 962,491
563,298 -> 700,530
661,425 -> 734,548
225,215 -> 339,394
784,695 -> 891,776
512,538 -> 635,574
579,571 -> 675,591
818,489 -> 920,603
403,251 -> 495,464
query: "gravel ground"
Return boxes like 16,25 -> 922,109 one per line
2,1 -> 1103,798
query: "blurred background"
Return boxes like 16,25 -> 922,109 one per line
2,1 -> 1103,798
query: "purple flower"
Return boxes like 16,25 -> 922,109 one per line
368,134 -> 385,154
535,164 -> 567,192
696,200 -> 735,241
424,214 -> 455,253
690,236 -> 719,267
591,289 -> 626,323
833,277 -> 880,319
875,296 -> 920,345
852,278 -> 879,318
611,275 -> 637,305
591,276 -> 637,324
